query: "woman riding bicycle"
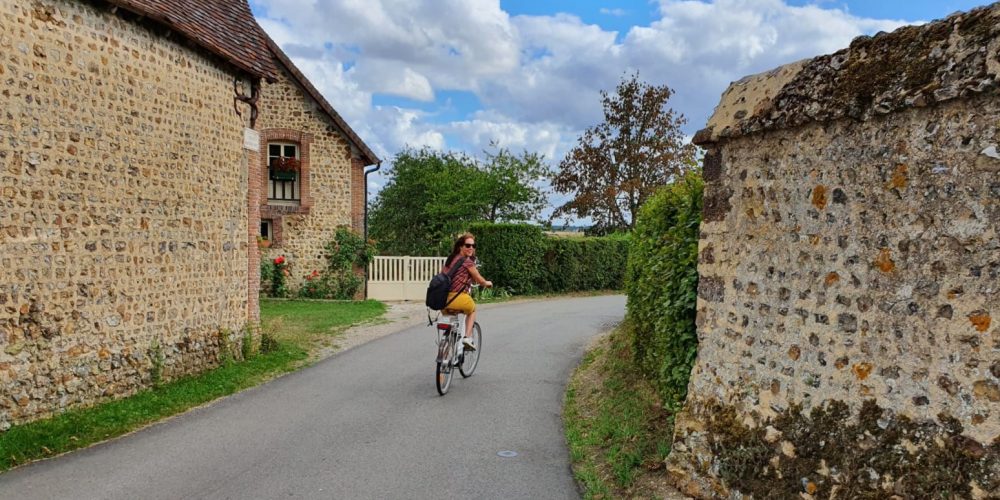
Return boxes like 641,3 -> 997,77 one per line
441,233 -> 492,351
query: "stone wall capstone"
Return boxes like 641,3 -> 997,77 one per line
669,4 -> 1000,498
0,0 -> 255,428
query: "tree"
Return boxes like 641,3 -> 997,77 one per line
552,73 -> 696,234
472,146 -> 550,223
369,147 -> 550,256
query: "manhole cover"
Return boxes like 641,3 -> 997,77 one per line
497,450 -> 518,458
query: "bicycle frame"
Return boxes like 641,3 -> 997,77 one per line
436,314 -> 464,365
434,313 -> 481,395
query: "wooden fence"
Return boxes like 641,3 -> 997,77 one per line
367,256 -> 446,301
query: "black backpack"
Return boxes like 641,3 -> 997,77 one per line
425,257 -> 467,310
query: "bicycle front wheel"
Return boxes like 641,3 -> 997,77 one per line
436,336 -> 455,395
459,322 -> 481,378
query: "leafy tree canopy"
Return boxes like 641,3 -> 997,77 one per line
369,146 -> 550,256
552,72 -> 697,234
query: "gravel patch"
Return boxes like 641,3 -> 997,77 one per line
311,301 -> 431,360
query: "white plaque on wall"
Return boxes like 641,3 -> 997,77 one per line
243,128 -> 260,151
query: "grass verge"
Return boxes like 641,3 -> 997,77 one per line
0,299 -> 386,472
564,322 -> 680,499
260,299 -> 386,355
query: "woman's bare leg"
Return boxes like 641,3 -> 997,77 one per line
465,310 -> 477,337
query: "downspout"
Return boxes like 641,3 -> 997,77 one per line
363,161 -> 382,298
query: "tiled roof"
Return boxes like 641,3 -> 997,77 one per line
106,0 -> 279,81
266,37 -> 380,165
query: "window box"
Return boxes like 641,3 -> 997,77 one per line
270,169 -> 297,181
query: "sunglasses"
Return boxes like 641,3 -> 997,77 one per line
463,243 -> 476,248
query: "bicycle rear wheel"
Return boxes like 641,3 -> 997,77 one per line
459,322 -> 481,378
436,335 -> 455,395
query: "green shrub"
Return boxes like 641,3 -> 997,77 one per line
471,285 -> 512,303
467,222 -> 627,295
625,171 -> 703,410
260,256 -> 289,298
467,223 -> 546,294
538,235 -> 628,293
259,332 -> 279,354
296,227 -> 374,300
217,328 -> 234,365
241,327 -> 254,361
260,258 -> 275,289
149,338 -> 164,386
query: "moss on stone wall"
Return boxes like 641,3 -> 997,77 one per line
704,399 -> 1000,498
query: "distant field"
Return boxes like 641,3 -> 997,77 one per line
546,231 -> 587,238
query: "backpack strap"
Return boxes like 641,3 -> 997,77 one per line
440,256 -> 468,310
428,256 -> 469,325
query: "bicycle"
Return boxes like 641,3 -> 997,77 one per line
434,311 -> 482,395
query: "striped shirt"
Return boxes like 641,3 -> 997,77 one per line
443,257 -> 476,294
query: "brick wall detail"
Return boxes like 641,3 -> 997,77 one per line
351,158 -> 365,234
259,128 -> 313,249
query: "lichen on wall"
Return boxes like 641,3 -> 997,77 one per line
670,4 -> 1000,498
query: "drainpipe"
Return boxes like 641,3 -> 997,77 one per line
363,161 -> 382,298
363,161 -> 382,242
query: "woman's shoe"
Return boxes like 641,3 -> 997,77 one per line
462,337 -> 477,351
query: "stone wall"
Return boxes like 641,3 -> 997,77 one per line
0,1 -> 254,428
257,63 -> 364,291
669,5 -> 1000,498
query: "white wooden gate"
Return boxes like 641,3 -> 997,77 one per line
367,256 -> 446,301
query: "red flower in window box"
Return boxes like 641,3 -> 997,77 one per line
274,256 -> 285,265
270,156 -> 301,172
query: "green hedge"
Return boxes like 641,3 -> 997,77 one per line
468,223 -> 546,294
538,235 -> 628,293
467,223 -> 627,295
625,172 -> 703,410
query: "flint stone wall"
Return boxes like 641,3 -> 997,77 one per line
0,0 -> 253,428
670,4 -> 1000,498
257,62 -> 364,292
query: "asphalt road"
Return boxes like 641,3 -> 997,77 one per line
0,295 -> 626,500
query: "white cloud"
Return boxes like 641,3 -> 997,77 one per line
477,14 -> 623,127
600,8 -> 628,16
644,0 -> 906,68
356,63 -> 435,102
373,107 -> 447,152
254,0 -> 519,90
615,0 -> 907,127
254,0 -> 918,204
443,110 -> 575,161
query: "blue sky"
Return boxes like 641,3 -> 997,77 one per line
250,0 -> 994,222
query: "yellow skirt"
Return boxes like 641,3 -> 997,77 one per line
443,292 -> 476,315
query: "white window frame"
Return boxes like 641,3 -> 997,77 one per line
267,142 -> 300,204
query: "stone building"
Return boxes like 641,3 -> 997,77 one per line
256,38 -> 379,292
0,0 -> 281,428
668,4 -> 1000,498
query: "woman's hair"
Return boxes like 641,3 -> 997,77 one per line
446,233 -> 476,266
